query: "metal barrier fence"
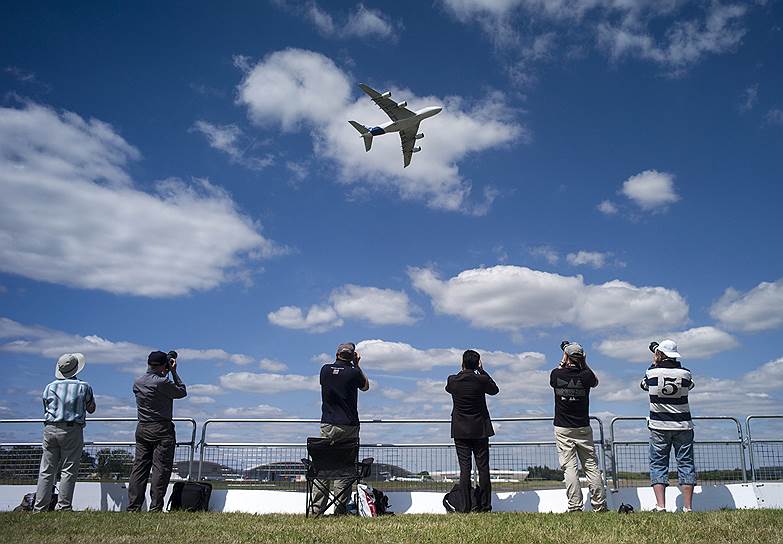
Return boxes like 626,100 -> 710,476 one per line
197,417 -> 607,492
746,416 -> 783,482
609,416 -> 747,490
0,418 -> 197,484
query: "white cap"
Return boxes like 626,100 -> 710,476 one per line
656,339 -> 681,359
56,353 -> 86,379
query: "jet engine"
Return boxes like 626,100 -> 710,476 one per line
412,147 -> 421,153
415,133 -> 424,139
397,101 -> 407,108
380,91 -> 391,98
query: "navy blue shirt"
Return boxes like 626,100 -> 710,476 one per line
320,361 -> 364,426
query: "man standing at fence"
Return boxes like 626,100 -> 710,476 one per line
641,339 -> 696,512
446,349 -> 498,512
34,353 -> 96,512
550,341 -> 607,512
311,342 -> 370,516
127,350 -> 187,512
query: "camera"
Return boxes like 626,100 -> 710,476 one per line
648,341 -> 660,354
166,350 -> 178,370
560,340 -> 571,352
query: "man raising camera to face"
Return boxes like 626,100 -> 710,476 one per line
550,341 -> 607,512
127,350 -> 187,512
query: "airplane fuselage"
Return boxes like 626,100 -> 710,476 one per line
368,106 -> 442,136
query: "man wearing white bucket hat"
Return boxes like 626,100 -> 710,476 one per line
640,339 -> 696,512
34,353 -> 96,512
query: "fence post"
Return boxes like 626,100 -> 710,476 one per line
197,420 -> 210,481
608,418 -> 619,491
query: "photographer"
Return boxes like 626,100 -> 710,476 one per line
311,342 -> 369,516
550,341 -> 607,512
445,350 -> 498,513
641,340 -> 696,512
127,350 -> 187,512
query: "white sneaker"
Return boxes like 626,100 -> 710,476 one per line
651,506 -> 667,512
682,507 -> 693,513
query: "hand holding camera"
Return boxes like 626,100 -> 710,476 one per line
167,350 -> 178,373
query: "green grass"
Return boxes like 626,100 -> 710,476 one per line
2,510 -> 782,544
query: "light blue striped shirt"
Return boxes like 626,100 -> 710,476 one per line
42,378 -> 95,426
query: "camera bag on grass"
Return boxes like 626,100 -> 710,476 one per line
443,484 -> 483,513
13,490 -> 57,512
168,481 -> 212,512
356,483 -> 392,517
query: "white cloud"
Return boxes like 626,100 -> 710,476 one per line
268,284 -> 421,332
344,4 -> 398,40
620,169 -> 680,210
597,199 -> 618,215
355,338 -> 546,373
236,48 -> 524,213
175,348 -> 254,365
224,404 -> 285,417
409,265 -> 688,333
219,371 -> 319,394
711,279 -> 783,332
259,358 -> 289,372
595,326 -> 739,363
566,250 -> 610,269
267,304 -> 343,333
529,245 -> 559,264
191,120 -> 273,170
188,396 -> 216,405
282,1 -> 399,41
766,109 -> 783,126
0,102 -> 284,297
189,384 -> 224,395
740,83 -> 759,112
688,356 -> 783,414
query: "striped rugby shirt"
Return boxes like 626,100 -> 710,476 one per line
42,377 -> 95,426
640,360 -> 694,431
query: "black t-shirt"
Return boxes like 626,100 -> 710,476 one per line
320,361 -> 364,426
550,366 -> 598,428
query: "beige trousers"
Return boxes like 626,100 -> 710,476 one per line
554,425 -> 607,511
35,423 -> 84,511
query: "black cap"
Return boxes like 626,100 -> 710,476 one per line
148,351 -> 168,365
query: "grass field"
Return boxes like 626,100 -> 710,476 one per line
2,510 -> 782,544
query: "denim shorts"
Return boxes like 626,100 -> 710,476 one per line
649,428 -> 697,486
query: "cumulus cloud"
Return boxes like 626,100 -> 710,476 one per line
236,48 -> 524,213
597,199 -> 618,215
191,120 -> 273,170
259,358 -> 289,372
711,279 -> 783,332
529,245 -> 559,265
189,384 -> 224,395
219,371 -> 319,394
566,251 -> 610,269
442,1 -> 752,76
268,284 -> 421,332
595,326 -> 739,363
0,102 -> 285,297
279,1 -> 399,41
620,169 -> 680,211
0,316 -> 258,367
409,265 -> 688,333
354,339 -> 546,373
224,403 -> 286,417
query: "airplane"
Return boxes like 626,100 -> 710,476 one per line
349,83 -> 442,167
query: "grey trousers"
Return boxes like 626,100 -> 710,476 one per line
310,423 -> 359,515
554,425 -> 607,512
35,423 -> 84,511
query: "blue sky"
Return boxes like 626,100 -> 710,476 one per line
1,1 -> 782,443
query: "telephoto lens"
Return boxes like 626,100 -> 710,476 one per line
167,350 -> 178,361
648,342 -> 659,353
560,340 -> 570,352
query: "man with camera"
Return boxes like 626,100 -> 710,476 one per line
641,340 -> 696,512
550,341 -> 607,512
34,353 -> 96,512
127,350 -> 187,512
445,349 -> 499,512
311,342 -> 370,516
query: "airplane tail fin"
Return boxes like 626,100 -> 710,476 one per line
349,121 -> 373,152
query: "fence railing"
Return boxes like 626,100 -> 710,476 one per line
609,416 -> 747,490
1,415 -> 782,492
0,418 -> 197,484
746,416 -> 783,482
197,417 -> 606,492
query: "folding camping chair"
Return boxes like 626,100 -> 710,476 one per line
301,436 -> 373,517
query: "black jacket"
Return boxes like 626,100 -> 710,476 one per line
445,369 -> 499,439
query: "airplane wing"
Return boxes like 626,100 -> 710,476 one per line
399,123 -> 420,168
359,83 -> 416,122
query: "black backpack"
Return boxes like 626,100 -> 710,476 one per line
371,488 -> 393,515
168,481 -> 212,512
443,484 -> 482,513
13,491 -> 57,512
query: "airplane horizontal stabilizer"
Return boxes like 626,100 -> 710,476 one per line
349,120 -> 373,152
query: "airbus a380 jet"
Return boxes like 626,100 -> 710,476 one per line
349,83 -> 442,167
